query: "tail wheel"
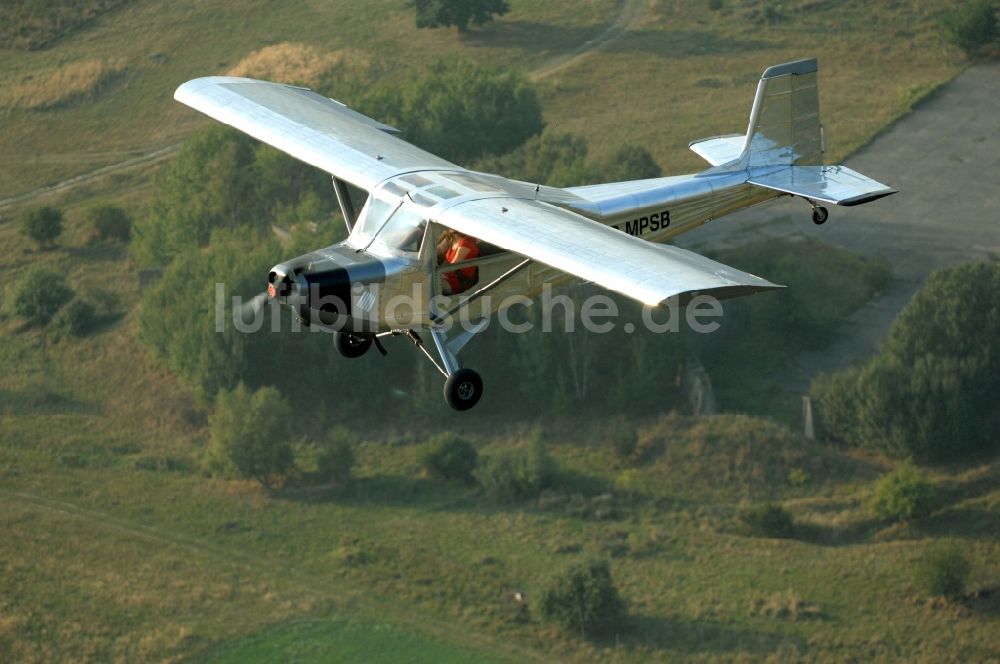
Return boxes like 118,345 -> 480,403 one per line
812,206 -> 829,225
334,331 -> 373,358
444,368 -> 483,411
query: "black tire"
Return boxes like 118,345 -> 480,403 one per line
812,206 -> 829,225
444,368 -> 483,411
334,331 -> 373,359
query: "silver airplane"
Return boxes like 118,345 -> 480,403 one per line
175,57 -> 895,410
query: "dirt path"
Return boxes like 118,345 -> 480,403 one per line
679,63 -> 1000,392
0,0 -> 646,213
529,0 -> 645,81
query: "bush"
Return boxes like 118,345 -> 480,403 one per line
413,0 -> 510,31
539,559 -> 627,638
51,297 -> 99,337
868,462 -> 939,521
420,432 -> 478,483
813,260 -> 1000,462
739,503 -> 795,538
19,206 -> 63,248
610,426 -> 639,463
915,541 -> 971,599
475,434 -> 557,502
942,0 -> 998,53
317,427 -> 356,485
5,267 -> 74,325
206,384 -> 293,488
87,204 -> 132,243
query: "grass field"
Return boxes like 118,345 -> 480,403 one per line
0,0 -> 966,200
1,1 -> 996,661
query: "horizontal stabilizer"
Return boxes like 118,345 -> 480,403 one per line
689,134 -> 746,166
748,165 -> 897,206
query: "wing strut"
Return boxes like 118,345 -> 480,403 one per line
332,177 -> 357,232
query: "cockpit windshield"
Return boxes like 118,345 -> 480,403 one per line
349,192 -> 427,258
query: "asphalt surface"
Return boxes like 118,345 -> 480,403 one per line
678,63 -> 1000,391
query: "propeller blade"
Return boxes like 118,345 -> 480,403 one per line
238,291 -> 270,323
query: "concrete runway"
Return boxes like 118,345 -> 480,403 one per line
678,63 -> 1000,391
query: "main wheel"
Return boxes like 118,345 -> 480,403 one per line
334,331 -> 373,358
444,368 -> 483,411
812,206 -> 829,225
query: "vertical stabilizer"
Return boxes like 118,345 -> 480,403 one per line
744,58 -> 821,167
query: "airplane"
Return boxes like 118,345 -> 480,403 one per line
175,57 -> 895,411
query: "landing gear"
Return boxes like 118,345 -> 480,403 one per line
444,368 -> 484,411
811,205 -> 829,225
396,323 -> 490,411
333,331 -> 372,358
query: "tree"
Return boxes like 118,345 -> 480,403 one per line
5,266 -> 74,325
130,127 -> 340,266
813,259 -> 1000,461
413,0 -> 510,31
475,132 -> 592,187
539,560 -> 627,638
86,204 -> 132,243
20,206 -> 63,248
206,383 -> 293,487
942,0 -> 998,53
359,60 -> 543,164
598,146 -> 662,182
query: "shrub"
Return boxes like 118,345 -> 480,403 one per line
5,267 -> 74,325
19,206 -> 63,248
915,541 -> 971,599
539,559 -> 627,638
812,260 -> 1000,462
420,432 -> 478,483
413,0 -> 510,31
475,435 -> 557,502
739,503 -> 795,538
87,204 -> 132,243
317,426 -> 356,485
868,462 -> 939,521
942,0 -> 998,53
51,297 -> 98,337
206,384 -> 293,488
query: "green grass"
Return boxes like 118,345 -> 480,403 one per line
200,618 -> 510,664
0,0 -> 966,200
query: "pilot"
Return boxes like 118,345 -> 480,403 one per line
437,228 -> 479,295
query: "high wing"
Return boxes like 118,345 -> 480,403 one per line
174,77 -> 457,191
437,197 -> 781,307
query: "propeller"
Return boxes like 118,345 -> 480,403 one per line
237,291 -> 272,324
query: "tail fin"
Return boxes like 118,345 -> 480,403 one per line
689,58 -> 895,206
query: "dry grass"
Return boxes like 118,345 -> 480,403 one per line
1,58 -> 127,111
226,43 -> 371,88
